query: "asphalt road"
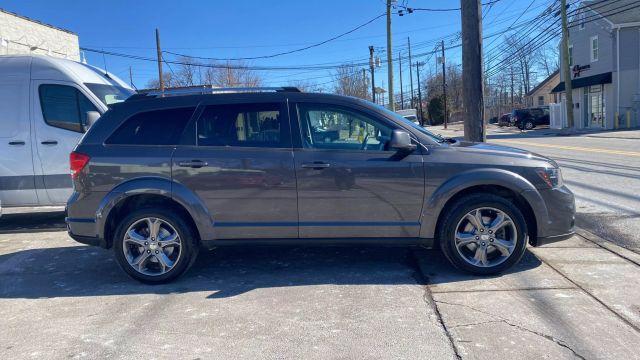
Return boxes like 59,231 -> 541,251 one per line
486,129 -> 640,252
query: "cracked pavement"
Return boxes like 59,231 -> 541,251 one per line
1,212 -> 639,359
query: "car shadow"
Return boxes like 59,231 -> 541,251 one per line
0,244 -> 541,299
0,211 -> 67,233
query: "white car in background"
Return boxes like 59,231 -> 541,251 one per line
396,108 -> 419,125
0,55 -> 134,216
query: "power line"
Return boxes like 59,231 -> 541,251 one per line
399,0 -> 502,12
164,13 -> 386,61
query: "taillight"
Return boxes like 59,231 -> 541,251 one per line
70,152 -> 90,179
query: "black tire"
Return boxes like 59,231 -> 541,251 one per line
113,208 -> 199,284
438,193 -> 528,275
524,120 -> 534,130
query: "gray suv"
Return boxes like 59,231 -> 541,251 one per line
66,87 -> 575,283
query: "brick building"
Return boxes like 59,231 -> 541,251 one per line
0,8 -> 80,61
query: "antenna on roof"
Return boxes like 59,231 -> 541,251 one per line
100,48 -> 112,79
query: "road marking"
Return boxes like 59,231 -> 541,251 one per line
492,139 -> 640,157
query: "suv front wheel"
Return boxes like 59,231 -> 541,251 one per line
113,208 -> 199,283
438,194 -> 528,275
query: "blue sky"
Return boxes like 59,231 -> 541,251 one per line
2,0 -> 552,91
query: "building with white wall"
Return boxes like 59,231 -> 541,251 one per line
551,0 -> 640,129
0,8 -> 80,61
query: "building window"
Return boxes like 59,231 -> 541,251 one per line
568,45 -> 573,66
590,36 -> 598,62
538,96 -> 545,106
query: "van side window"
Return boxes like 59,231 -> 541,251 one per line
197,103 -> 287,148
39,84 -> 98,133
106,107 -> 195,145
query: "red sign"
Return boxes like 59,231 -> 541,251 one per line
572,64 -> 590,78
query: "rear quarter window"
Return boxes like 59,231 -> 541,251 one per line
106,107 -> 195,145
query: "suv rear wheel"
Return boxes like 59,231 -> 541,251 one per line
438,194 -> 527,275
523,119 -> 535,130
113,208 -> 199,283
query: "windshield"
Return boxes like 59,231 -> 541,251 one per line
85,83 -> 134,106
370,103 -> 444,143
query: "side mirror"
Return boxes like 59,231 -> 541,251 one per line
389,129 -> 417,152
83,111 -> 101,132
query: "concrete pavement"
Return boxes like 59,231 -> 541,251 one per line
1,211 -> 639,359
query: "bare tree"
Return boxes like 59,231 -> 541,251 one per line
146,59 -> 263,89
206,61 -> 263,87
287,79 -> 326,92
332,65 -> 369,99
537,43 -> 559,77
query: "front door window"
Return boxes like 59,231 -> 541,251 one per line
299,104 -> 393,151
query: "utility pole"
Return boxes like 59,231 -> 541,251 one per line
155,28 -> 164,93
399,51 -> 404,109
510,71 -> 514,107
460,0 -> 485,142
416,62 -> 424,126
362,68 -> 367,98
407,37 -> 414,109
386,0 -> 394,111
441,40 -> 448,129
129,66 -> 133,88
369,46 -> 376,103
560,0 -> 574,129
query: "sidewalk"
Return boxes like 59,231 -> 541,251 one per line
414,229 -> 640,359
425,122 -> 640,140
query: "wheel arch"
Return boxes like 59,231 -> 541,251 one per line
420,169 -> 542,244
96,177 -> 214,248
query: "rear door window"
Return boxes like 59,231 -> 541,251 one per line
196,103 -> 289,148
106,107 -> 195,145
39,84 -> 99,133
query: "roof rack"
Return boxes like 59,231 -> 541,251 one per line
129,86 -> 301,100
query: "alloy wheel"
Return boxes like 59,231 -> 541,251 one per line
122,217 -> 182,276
454,207 -> 518,268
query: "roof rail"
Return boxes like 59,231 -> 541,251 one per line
130,86 -> 301,100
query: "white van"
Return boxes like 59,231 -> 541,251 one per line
0,55 -> 134,214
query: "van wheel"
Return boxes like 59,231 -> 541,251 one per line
438,194 -> 527,275
113,208 -> 199,284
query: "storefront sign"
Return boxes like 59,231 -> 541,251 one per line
572,64 -> 591,78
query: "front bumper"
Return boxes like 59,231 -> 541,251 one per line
523,185 -> 576,246
535,231 -> 575,246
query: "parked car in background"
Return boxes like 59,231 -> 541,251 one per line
511,107 -> 550,130
66,87 -> 575,283
396,108 -> 419,125
0,55 -> 134,216
497,113 -> 512,127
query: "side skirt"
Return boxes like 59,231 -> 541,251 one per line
201,237 -> 435,249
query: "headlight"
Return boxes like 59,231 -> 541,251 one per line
536,167 -> 563,188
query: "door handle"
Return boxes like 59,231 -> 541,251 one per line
8,141 -> 25,146
301,161 -> 331,170
178,160 -> 208,168
41,140 -> 58,145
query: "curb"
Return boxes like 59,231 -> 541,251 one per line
575,228 -> 640,267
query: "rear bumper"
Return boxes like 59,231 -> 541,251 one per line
66,216 -> 106,248
67,231 -> 105,247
